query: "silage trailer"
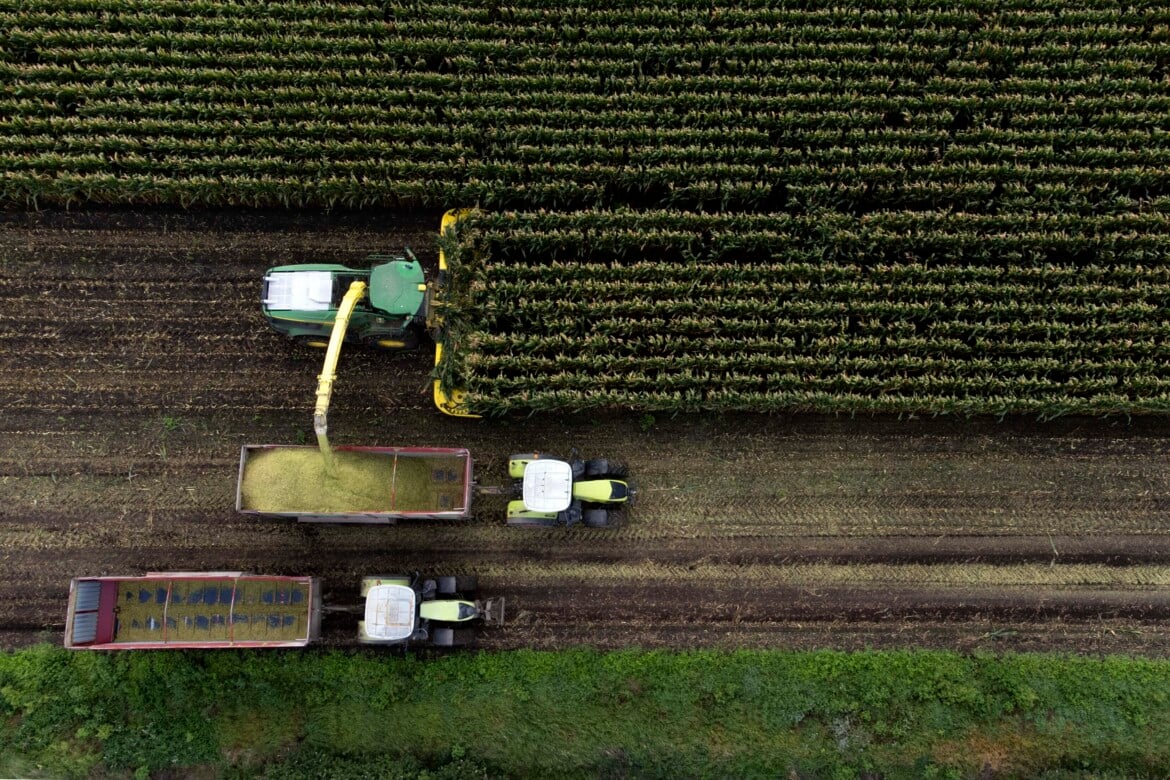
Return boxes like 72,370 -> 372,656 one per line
235,444 -> 474,523
64,571 -> 502,650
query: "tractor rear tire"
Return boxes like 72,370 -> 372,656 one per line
506,516 -> 560,528
431,627 -> 476,647
585,458 -> 627,478
583,508 -> 610,528
437,575 -> 477,595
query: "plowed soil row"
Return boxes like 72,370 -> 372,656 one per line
2,209 -> 1170,655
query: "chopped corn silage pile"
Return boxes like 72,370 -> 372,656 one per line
240,448 -> 436,514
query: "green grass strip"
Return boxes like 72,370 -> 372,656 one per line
2,645 -> 1169,778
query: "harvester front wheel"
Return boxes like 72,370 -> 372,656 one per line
294,335 -> 330,349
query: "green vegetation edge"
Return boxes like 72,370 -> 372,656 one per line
2,645 -> 1168,778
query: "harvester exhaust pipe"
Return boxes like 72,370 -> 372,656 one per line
314,280 -> 369,471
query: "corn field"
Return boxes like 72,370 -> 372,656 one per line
1,0 -> 1168,212
5,0 -> 1170,415
439,209 -> 1170,415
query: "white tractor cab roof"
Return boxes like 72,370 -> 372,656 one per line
262,271 -> 334,312
523,458 -> 573,513
363,584 -> 417,641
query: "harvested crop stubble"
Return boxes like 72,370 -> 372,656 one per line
240,449 -> 432,514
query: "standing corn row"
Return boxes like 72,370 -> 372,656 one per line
2,1 -> 1169,212
439,210 -> 1170,416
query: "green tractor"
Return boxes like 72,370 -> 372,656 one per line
505,453 -> 632,528
261,251 -> 431,350
358,573 -> 503,648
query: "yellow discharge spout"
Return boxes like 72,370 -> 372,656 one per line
315,280 -> 368,468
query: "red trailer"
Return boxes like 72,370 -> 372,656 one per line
64,572 -> 321,649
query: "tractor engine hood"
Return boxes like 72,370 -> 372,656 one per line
369,261 -> 425,316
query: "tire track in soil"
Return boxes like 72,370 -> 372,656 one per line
3,209 -> 1170,654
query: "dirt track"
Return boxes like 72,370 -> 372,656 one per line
3,209 -> 1170,655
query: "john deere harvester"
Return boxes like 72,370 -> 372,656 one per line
260,210 -> 474,417
261,250 -> 430,350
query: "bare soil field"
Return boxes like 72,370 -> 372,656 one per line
3,209 -> 1170,655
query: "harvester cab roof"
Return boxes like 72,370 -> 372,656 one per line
261,249 -> 432,358
262,254 -> 423,318
262,270 -> 335,312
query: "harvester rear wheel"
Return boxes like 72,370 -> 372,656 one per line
294,335 -> 330,349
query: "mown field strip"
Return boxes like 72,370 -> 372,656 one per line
6,216 -> 1170,656
2,303 -> 252,317
3,470 -> 1166,539
0,369 -> 326,390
